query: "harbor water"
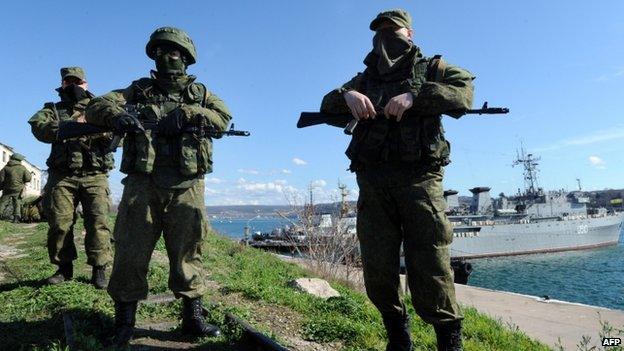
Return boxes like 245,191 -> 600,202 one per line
210,218 -> 624,311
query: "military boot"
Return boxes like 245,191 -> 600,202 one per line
112,300 -> 138,347
46,263 -> 73,284
434,320 -> 463,351
181,297 -> 221,337
382,315 -> 413,351
91,265 -> 107,289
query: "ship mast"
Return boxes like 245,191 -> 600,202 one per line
338,182 -> 349,218
512,145 -> 540,197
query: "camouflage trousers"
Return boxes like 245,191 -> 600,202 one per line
356,167 -> 462,324
44,172 -> 112,267
0,194 -> 22,220
108,174 -> 208,302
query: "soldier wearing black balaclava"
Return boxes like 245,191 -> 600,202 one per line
320,9 -> 475,351
28,67 -> 113,290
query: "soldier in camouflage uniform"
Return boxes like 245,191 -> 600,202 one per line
319,10 -> 474,351
0,153 -> 32,223
29,67 -> 113,289
86,27 -> 231,346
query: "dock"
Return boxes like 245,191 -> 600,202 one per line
455,284 -> 624,350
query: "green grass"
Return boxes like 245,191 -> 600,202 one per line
0,219 -> 553,350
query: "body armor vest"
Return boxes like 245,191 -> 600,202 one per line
119,76 -> 213,177
46,101 -> 114,175
346,56 -> 450,171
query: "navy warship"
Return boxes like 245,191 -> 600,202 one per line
445,148 -> 624,259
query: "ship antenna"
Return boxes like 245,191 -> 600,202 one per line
512,144 -> 540,196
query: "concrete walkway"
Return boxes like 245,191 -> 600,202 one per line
455,284 -> 624,350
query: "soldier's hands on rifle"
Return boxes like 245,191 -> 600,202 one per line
384,92 -> 413,122
114,113 -> 141,133
343,90 -> 376,120
158,107 -> 188,137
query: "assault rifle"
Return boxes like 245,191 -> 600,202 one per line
58,119 -> 250,152
297,101 -> 509,135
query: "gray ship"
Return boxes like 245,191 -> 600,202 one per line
446,148 -> 624,259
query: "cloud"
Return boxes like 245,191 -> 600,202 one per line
588,155 -> 606,169
205,187 -> 221,195
292,158 -> 307,166
237,168 -> 260,175
281,169 -> 292,174
534,126 -> 624,152
593,68 -> 624,82
310,179 -> 327,188
205,177 -> 224,184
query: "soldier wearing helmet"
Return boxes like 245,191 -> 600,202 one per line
86,27 -> 231,346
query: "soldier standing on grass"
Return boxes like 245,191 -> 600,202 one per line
0,153 -> 32,223
28,67 -> 113,289
319,9 -> 474,351
86,27 -> 231,347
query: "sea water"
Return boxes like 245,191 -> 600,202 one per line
210,218 -> 624,311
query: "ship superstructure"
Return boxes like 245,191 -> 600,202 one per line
446,147 -> 623,258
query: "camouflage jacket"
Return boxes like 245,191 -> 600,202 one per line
0,160 -> 32,196
85,72 -> 232,189
320,54 -> 474,171
28,93 -> 115,176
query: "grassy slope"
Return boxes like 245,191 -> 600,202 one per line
0,220 -> 551,351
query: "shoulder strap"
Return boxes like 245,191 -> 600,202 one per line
186,82 -> 209,107
426,55 -> 447,83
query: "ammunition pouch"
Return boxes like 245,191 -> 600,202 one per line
120,130 -> 156,174
179,132 -> 213,176
119,76 -> 214,176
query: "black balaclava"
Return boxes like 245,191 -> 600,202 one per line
370,29 -> 413,75
56,84 -> 88,103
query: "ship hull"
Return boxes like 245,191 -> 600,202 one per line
450,214 -> 624,259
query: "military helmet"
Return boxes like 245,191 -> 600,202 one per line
10,153 -> 25,161
145,27 -> 197,65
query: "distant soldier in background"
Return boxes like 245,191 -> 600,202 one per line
86,27 -> 231,346
319,9 -> 474,351
28,67 -> 113,289
0,153 -> 32,223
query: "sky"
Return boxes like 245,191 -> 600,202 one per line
1,1 -> 623,205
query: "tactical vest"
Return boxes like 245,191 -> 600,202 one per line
46,101 -> 115,175
119,77 -> 213,177
345,55 -> 450,171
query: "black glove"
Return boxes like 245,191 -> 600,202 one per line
114,113 -> 140,133
158,107 -> 188,137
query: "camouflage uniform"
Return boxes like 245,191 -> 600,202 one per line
320,9 -> 474,350
28,67 -> 113,275
0,154 -> 32,222
86,27 -> 230,345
